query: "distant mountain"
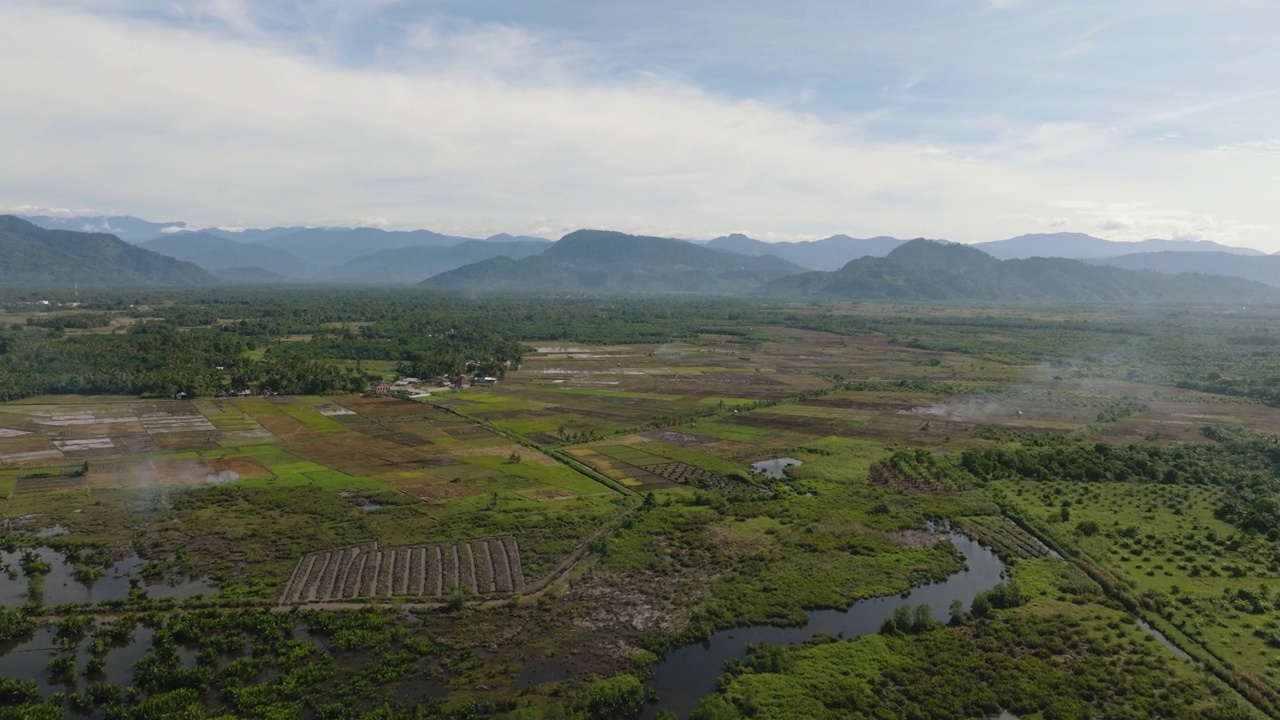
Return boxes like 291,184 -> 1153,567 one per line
0,216 -> 215,285
705,233 -> 906,270
758,239 -> 1277,303
1090,251 -> 1280,287
201,227 -> 310,243
251,227 -> 480,266
140,232 -> 316,277
211,267 -> 291,284
484,233 -> 551,243
326,240 -> 553,284
421,229 -> 805,293
972,232 -> 1265,260
18,215 -> 191,244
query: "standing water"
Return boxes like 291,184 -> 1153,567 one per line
644,533 -> 1006,718
749,458 -> 803,480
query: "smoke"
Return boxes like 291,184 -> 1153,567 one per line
206,470 -> 238,484
900,397 -> 1018,422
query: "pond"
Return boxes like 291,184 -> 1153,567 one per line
0,547 -> 215,608
749,457 -> 802,480
644,532 -> 1007,718
0,625 -> 161,697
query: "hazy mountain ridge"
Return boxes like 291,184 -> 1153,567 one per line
705,233 -> 908,270
972,232 -> 1264,260
422,229 -> 805,293
1090,251 -> 1280,287
324,240 -> 553,283
18,215 -> 191,244
139,232 -> 317,277
0,216 -> 216,285
758,239 -> 1277,302
16,215 -> 1277,286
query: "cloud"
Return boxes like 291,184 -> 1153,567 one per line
0,2 -> 1044,241
1208,139 -> 1280,157
1,1 -> 1279,250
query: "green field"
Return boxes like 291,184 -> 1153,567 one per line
5,295 -> 1280,718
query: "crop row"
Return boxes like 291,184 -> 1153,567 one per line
961,516 -> 1053,561
279,536 -> 525,604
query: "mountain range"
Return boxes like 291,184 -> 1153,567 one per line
0,216 -> 214,285
758,240 -> 1276,303
969,232 -> 1265,261
421,230 -> 804,293
10,214 -> 1278,290
324,240 -> 552,284
139,232 -> 321,277
704,233 -> 909,270
17,215 -> 193,244
698,231 -> 1265,271
1089,252 -> 1280,287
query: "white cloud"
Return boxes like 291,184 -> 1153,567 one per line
1208,139 -> 1280,157
1,1 -> 1278,250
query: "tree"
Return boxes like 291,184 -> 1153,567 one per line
690,694 -> 741,720
911,603 -> 935,632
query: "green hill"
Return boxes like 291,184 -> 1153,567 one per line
0,216 -> 216,286
421,229 -> 805,293
758,239 -> 1278,303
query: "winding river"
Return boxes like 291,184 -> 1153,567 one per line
644,532 -> 1007,718
0,535 -> 1006,716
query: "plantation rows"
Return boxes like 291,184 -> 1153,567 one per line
959,516 -> 1054,562
279,536 -> 525,604
641,462 -> 722,486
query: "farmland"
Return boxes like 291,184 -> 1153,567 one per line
3,290 -> 1280,718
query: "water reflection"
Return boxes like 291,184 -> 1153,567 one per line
0,548 -> 214,607
748,458 -> 803,480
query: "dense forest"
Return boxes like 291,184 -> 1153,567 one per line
2,288 -> 1280,408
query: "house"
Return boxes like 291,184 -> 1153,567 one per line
455,376 -> 471,389
475,376 -> 498,386
371,382 -> 393,396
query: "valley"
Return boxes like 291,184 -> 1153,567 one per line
2,291 -> 1280,718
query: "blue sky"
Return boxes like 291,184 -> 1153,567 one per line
2,0 -> 1279,248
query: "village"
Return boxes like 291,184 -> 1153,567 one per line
366,373 -> 500,398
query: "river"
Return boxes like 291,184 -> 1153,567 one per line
644,532 -> 1007,718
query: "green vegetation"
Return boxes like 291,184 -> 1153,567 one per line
422,229 -> 805,294
0,216 -> 215,285
759,238 -> 1277,303
3,292 -> 1280,718
698,578 -> 1256,720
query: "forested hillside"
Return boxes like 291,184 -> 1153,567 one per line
0,216 -> 216,286
759,239 -> 1278,302
422,229 -> 805,293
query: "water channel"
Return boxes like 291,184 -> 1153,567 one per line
643,532 -> 1007,718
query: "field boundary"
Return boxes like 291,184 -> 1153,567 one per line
996,500 -> 1280,718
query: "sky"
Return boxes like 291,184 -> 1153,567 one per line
2,1 -> 1279,249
